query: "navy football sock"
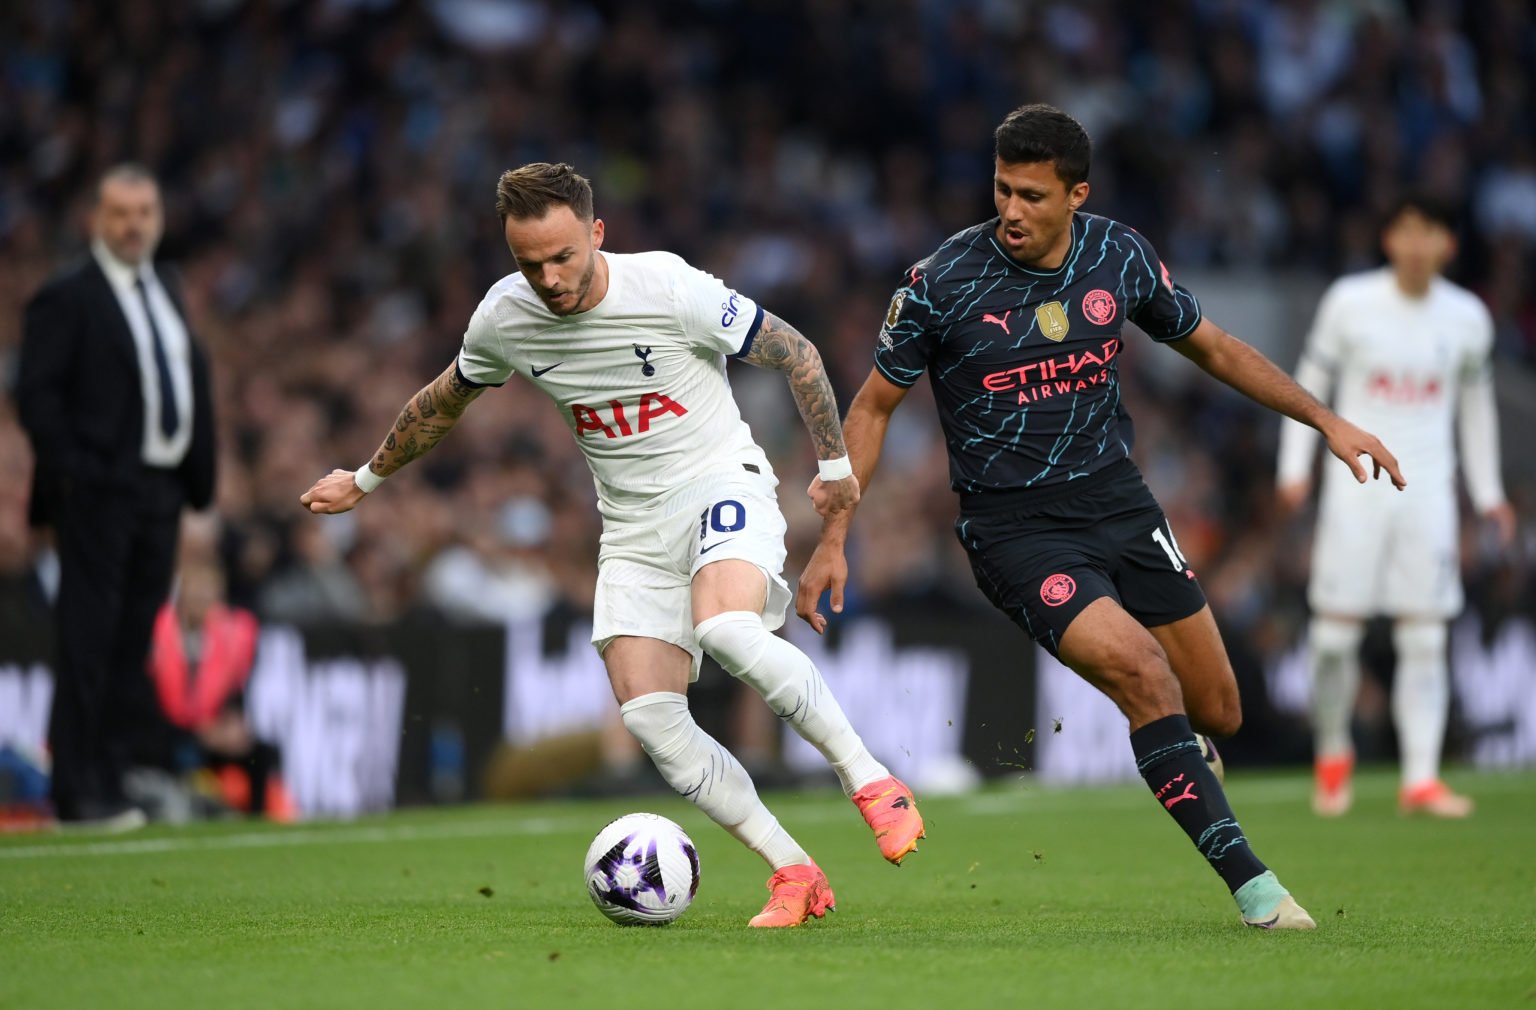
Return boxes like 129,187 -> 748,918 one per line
1130,714 -> 1267,893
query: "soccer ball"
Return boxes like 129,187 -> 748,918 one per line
584,812 -> 701,926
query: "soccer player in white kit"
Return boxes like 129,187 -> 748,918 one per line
1277,194 -> 1515,818
301,164 -> 924,927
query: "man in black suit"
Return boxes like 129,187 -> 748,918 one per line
17,164 -> 216,828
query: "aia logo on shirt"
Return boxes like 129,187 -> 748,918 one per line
1367,371 -> 1443,403
571,393 -> 688,438
1082,289 -> 1117,326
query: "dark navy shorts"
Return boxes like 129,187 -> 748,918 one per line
954,459 -> 1208,657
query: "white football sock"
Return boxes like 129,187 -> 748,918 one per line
1392,619 -> 1450,788
1309,616 -> 1364,759
696,611 -> 888,797
619,691 -> 808,870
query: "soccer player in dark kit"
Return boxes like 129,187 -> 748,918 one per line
797,104 -> 1406,929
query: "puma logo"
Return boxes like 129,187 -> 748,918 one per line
982,310 -> 1012,335
1163,781 -> 1199,810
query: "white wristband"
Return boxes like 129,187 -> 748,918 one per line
354,463 -> 386,494
817,455 -> 853,481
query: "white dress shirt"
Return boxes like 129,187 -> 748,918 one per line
91,239 -> 194,468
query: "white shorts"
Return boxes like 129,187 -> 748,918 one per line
1308,478 -> 1462,618
591,467 -> 791,678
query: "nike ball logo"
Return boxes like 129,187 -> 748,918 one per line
531,362 -> 563,377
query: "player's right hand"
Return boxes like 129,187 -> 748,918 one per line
300,469 -> 367,515
795,540 -> 848,635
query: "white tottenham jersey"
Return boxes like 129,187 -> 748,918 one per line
456,251 -> 772,517
1277,268 -> 1503,509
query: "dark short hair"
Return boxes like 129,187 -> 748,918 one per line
1383,191 -> 1457,232
95,162 -> 159,204
495,163 -> 594,223
993,104 -> 1092,187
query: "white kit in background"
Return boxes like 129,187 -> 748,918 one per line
1278,267 -> 1502,618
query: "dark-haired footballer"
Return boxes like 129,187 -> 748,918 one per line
1277,192 -> 1512,820
799,104 -> 1406,929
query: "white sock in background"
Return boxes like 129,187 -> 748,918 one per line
1309,616 -> 1365,759
696,611 -> 888,797
619,691 -> 808,869
1392,619 -> 1450,788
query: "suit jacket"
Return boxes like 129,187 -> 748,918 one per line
17,256 -> 216,526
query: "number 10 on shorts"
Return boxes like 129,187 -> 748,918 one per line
699,499 -> 747,541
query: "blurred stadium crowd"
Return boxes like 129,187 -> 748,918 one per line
2,0 -> 1532,686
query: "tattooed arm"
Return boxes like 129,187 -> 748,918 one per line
300,360 -> 485,514
738,311 -> 859,516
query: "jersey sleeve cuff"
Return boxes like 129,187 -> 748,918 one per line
730,304 -> 766,359
1157,306 -> 1204,343
454,356 -> 506,389
873,356 -> 920,388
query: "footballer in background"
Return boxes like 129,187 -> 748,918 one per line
1277,193 -> 1515,819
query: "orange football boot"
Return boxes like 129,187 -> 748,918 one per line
747,861 -> 836,928
851,775 -> 925,865
1399,780 -> 1473,818
1312,753 -> 1354,817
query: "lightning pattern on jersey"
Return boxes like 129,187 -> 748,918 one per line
876,214 -> 1201,494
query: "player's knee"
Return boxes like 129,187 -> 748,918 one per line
1204,692 -> 1243,737
1310,615 -> 1364,659
1392,619 -> 1447,664
694,610 -> 770,678
1089,642 -> 1180,715
618,691 -> 693,760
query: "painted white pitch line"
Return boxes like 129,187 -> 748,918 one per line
3,774 -> 1525,860
0,791 -> 1222,860
958,778 -> 1314,814
0,817 -> 571,861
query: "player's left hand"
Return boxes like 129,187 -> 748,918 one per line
1323,420 -> 1406,490
794,539 -> 848,635
1484,501 -> 1517,548
807,474 -> 861,518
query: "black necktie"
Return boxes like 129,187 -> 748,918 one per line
134,275 -> 180,439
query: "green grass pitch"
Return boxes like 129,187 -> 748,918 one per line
3,769 -> 1532,1009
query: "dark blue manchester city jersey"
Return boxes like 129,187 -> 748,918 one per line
875,213 -> 1202,495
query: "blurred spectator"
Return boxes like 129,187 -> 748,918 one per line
259,516 -> 370,624
145,560 -> 294,821
423,495 -> 558,623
